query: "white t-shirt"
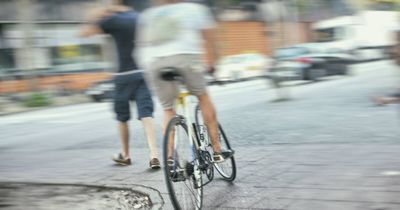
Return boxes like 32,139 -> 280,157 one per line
136,3 -> 216,69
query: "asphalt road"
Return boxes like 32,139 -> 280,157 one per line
0,60 -> 400,210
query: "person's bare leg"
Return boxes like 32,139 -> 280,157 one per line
141,117 -> 158,159
118,122 -> 130,159
390,98 -> 400,104
197,92 -> 221,153
164,109 -> 175,158
372,96 -> 400,105
380,97 -> 400,105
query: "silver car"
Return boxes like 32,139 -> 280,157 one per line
269,44 -> 354,82
85,80 -> 114,102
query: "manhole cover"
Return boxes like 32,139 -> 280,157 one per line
0,182 -> 152,210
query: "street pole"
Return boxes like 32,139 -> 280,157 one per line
270,0 -> 291,101
292,0 -> 301,44
260,0 -> 290,101
18,0 -> 37,92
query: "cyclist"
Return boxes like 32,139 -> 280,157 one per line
136,0 -> 233,162
80,0 -> 160,169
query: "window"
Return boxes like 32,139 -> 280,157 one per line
275,47 -> 309,58
0,48 -> 16,73
34,0 -> 95,21
315,28 -> 336,42
50,44 -> 107,72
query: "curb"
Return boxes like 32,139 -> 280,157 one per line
0,100 -> 92,117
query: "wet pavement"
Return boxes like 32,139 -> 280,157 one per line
0,182 -> 151,210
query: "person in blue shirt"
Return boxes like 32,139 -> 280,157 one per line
80,0 -> 160,169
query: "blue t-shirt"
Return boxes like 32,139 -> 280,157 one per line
98,11 -> 138,73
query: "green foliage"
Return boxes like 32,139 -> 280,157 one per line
24,92 -> 51,107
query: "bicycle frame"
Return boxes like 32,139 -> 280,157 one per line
172,90 -> 214,187
174,90 -> 200,150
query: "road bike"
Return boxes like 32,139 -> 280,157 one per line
160,68 -> 236,210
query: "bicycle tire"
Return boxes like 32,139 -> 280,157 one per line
195,106 -> 237,181
163,116 -> 203,210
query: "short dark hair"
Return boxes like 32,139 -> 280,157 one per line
121,0 -> 133,6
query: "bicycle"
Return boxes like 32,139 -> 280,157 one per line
160,68 -> 236,210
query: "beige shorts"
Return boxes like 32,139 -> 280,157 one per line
145,54 -> 207,109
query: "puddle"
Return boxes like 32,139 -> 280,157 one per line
0,182 -> 151,210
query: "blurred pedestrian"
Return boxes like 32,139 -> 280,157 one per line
372,92 -> 400,105
372,29 -> 400,106
80,0 -> 160,169
136,0 -> 234,162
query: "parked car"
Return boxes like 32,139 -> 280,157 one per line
214,53 -> 272,82
85,80 -> 114,102
269,44 -> 355,81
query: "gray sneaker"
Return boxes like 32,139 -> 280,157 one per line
167,157 -> 175,167
149,158 -> 161,169
112,153 -> 131,166
213,150 -> 234,163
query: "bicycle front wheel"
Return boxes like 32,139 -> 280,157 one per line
195,106 -> 237,181
163,116 -> 203,210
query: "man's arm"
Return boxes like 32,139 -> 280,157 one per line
79,25 -> 103,37
201,27 -> 219,68
78,7 -> 112,37
196,5 -> 219,72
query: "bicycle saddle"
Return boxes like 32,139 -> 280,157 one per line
159,67 -> 182,81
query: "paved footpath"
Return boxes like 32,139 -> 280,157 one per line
1,60 -> 400,209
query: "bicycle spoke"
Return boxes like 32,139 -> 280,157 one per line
183,181 -> 198,206
164,116 -> 203,210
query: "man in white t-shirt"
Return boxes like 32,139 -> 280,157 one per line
136,0 -> 233,162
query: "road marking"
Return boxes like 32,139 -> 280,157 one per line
381,171 -> 400,176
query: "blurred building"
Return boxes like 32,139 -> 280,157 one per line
210,0 -> 313,56
0,0 -> 111,73
0,0 -> 113,93
0,0 -> 148,93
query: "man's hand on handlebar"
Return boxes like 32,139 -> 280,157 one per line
207,65 -> 216,76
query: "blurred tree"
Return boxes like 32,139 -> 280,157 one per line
288,0 -> 353,21
348,0 -> 400,11
18,0 -> 39,92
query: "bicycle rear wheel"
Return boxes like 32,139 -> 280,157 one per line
195,106 -> 237,181
163,116 -> 203,210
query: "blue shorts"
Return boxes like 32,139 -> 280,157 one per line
114,72 -> 154,122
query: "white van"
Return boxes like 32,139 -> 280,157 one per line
312,11 -> 400,62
